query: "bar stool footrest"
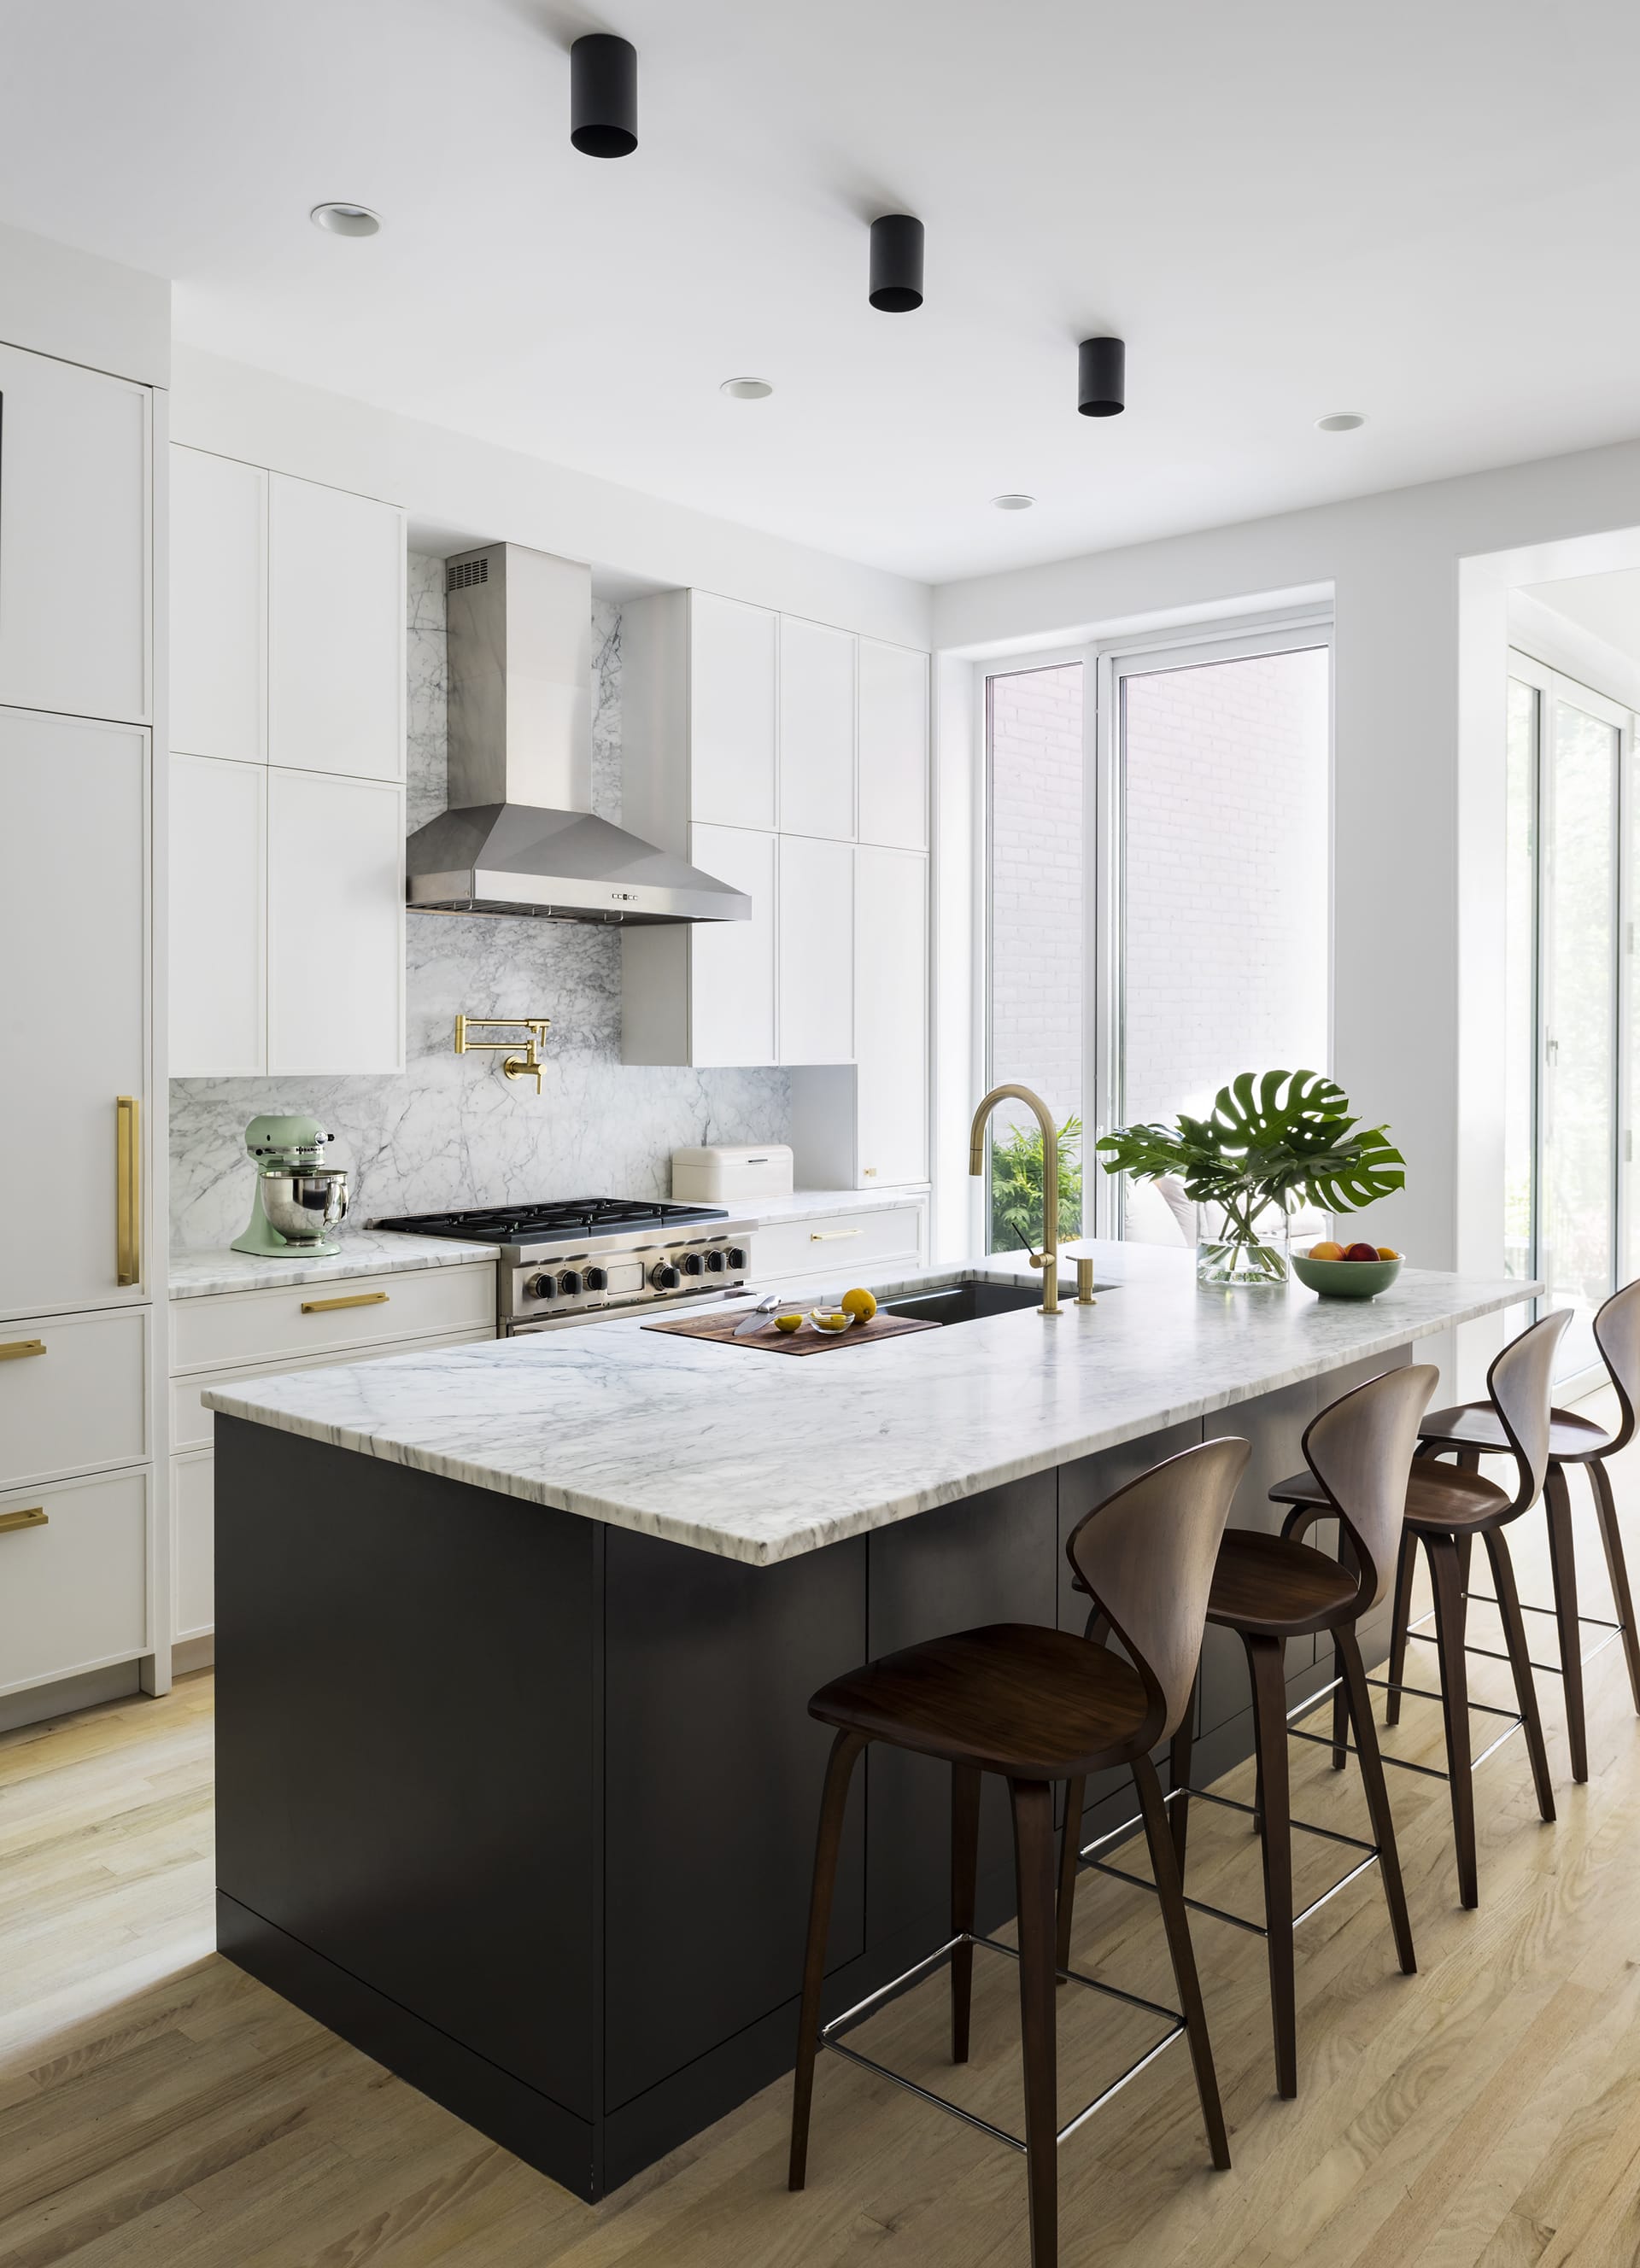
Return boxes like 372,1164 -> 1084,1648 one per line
1285,1674 -> 1525,1781
817,1931 -> 1186,2154
1404,1600 -> 1626,1675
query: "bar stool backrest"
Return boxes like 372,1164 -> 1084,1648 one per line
1489,1306 -> 1573,1511
1300,1364 -> 1439,1610
1064,1435 -> 1250,1746
1595,1278 -> 1640,1455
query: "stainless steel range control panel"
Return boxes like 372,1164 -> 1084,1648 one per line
505,1227 -> 753,1330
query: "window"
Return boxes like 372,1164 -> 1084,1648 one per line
983,619 -> 1332,1252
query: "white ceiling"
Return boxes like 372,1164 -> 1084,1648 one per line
7,0 -> 1640,582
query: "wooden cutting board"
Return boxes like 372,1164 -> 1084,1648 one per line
642,1306 -> 940,1356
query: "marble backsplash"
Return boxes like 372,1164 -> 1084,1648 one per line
169,553 -> 791,1248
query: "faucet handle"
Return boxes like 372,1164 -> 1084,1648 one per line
1028,1248 -> 1052,1271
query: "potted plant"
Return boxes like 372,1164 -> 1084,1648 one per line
1094,1070 -> 1404,1287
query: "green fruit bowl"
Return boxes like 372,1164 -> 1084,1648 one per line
1292,1249 -> 1403,1301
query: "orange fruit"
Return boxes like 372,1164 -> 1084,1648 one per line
1376,1246 -> 1399,1262
1308,1240 -> 1345,1261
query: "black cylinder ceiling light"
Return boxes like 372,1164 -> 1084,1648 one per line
869,213 -> 924,312
1077,335 -> 1125,417
570,32 -> 637,158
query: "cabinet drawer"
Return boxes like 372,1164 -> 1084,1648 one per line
0,1308 -> 149,1491
749,1207 -> 923,1285
171,1322 -> 495,1450
0,1469 -> 149,1698
171,1264 -> 495,1375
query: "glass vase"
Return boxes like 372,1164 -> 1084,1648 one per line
1196,1199 -> 1291,1288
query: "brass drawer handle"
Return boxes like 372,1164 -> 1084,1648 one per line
0,1339 -> 46,1362
0,1507 -> 47,1534
116,1096 -> 141,1287
301,1290 -> 390,1314
810,1229 -> 863,1242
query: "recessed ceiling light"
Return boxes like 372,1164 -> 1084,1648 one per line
311,202 -> 382,237
720,377 -> 773,400
1316,411 -> 1366,431
992,493 -> 1035,511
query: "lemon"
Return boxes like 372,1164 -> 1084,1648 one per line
811,1309 -> 851,1332
774,1312 -> 804,1333
840,1287 -> 877,1322
1376,1246 -> 1400,1261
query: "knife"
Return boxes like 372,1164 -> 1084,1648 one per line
732,1295 -> 787,1336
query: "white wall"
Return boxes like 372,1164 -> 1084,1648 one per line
171,346 -> 931,648
0,217 -> 169,386
935,435 -> 1640,1382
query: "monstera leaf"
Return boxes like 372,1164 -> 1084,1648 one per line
1095,1069 -> 1404,1219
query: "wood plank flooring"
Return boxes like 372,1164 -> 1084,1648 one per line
5,1404 -> 1640,2265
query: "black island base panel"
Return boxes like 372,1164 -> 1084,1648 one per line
213,1352 -> 1407,2200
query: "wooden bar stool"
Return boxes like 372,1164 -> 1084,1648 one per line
1392,1281 -> 1640,1786
788,1437 -> 1248,2268
1065,1365 -> 1438,2101
1315,1309 -> 1569,1908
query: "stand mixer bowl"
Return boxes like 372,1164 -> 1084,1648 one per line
259,1168 -> 351,1243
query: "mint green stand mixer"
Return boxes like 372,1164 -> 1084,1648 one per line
231,1114 -> 351,1257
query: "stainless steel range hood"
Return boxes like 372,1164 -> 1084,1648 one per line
406,543 -> 751,925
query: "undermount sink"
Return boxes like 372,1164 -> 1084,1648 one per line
882,1273 -> 1105,1327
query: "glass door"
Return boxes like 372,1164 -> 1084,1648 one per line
1507,652 -> 1629,1381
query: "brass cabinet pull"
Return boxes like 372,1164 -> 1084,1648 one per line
0,1507 -> 48,1535
301,1290 -> 390,1314
116,1096 -> 141,1287
0,1340 -> 46,1362
810,1229 -> 863,1242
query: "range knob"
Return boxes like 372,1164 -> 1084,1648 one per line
526,1272 -> 558,1300
726,1246 -> 747,1270
679,1251 -> 706,1277
704,1247 -> 727,1273
583,1266 -> 607,1291
557,1270 -> 583,1296
649,1261 -> 681,1290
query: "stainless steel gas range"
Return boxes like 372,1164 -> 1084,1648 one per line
374,1198 -> 756,1335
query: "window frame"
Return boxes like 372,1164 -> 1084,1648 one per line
978,606 -> 1335,1247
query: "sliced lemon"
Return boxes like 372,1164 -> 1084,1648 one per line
774,1312 -> 804,1333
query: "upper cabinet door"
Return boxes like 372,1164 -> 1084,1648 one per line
266,769 -> 404,1075
688,823 -> 776,1068
779,617 -> 856,841
854,848 -> 928,1185
268,475 -> 405,782
690,593 -> 776,830
0,710 -> 147,1318
171,447 -> 266,763
778,834 -> 854,1066
0,344 -> 149,725
857,640 -> 928,851
170,753 -> 266,1078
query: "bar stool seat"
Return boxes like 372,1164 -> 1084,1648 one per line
1420,1401 -> 1611,1464
1273,1457 -> 1510,1532
811,1623 -> 1151,1776
1206,1529 -> 1358,1634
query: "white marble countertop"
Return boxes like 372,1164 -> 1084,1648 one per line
203,1242 -> 1529,1565
169,1230 -> 501,1300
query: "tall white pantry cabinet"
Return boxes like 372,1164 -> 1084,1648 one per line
622,591 -> 930,1188
0,331 -> 165,1723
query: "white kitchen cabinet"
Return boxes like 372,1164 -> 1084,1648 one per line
0,710 -> 148,1320
858,639 -> 928,851
778,834 -> 854,1065
854,848 -> 929,1184
171,1451 -> 216,1645
747,1201 -> 925,1286
685,824 -> 777,1067
169,753 -> 266,1077
0,342 -> 149,725
268,473 -> 406,783
689,593 -> 777,829
0,1306 -> 149,1492
170,447 -> 266,763
267,769 -> 405,1075
778,616 -> 855,841
0,1467 -> 149,1699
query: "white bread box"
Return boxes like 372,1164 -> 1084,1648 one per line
671,1143 -> 794,1203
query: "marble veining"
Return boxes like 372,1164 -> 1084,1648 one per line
169,1230 -> 500,1300
170,555 -> 791,1248
204,1242 -> 1531,1566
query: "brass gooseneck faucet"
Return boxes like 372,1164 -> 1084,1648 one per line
969,1084 -> 1062,1315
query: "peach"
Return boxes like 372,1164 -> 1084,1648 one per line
1307,1240 -> 1345,1261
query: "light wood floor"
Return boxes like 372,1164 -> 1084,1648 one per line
7,1411 -> 1640,2265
